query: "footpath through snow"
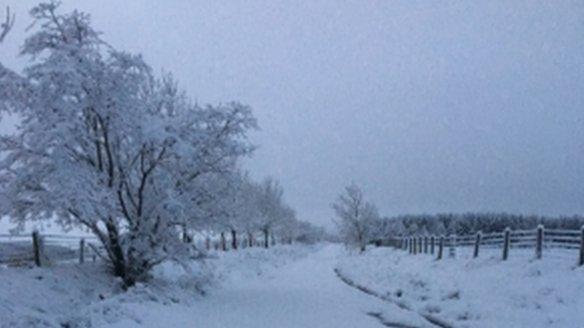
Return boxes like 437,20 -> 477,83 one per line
1,244 -> 435,328
112,244 -> 432,328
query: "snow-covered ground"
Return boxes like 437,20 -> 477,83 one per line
1,243 -> 444,328
336,246 -> 584,328
0,245 -> 310,327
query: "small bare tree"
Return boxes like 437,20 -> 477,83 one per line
332,183 -> 379,252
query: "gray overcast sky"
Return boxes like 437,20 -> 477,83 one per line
1,0 -> 584,229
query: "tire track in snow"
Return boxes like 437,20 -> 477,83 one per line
334,268 -> 455,328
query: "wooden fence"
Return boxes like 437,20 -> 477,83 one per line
394,225 -> 584,266
0,231 -> 101,267
1,229 -> 285,267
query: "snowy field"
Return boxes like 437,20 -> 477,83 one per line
336,246 -> 584,328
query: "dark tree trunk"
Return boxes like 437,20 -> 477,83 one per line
182,226 -> 192,243
248,232 -> 253,247
220,232 -> 227,251
105,221 -> 128,282
231,230 -> 237,250
263,228 -> 269,249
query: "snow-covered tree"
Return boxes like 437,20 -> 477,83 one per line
204,171 -> 254,250
251,177 -> 287,248
332,183 -> 379,252
294,220 -> 325,244
273,205 -> 298,244
0,3 -> 256,286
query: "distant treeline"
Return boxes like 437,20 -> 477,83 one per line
374,213 -> 584,238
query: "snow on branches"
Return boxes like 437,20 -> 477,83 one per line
332,183 -> 380,252
0,2 -> 259,286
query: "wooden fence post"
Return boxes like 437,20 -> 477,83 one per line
413,237 -> 417,255
424,236 -> 428,254
430,236 -> 435,254
502,227 -> 511,261
449,234 -> 456,258
473,231 -> 482,258
409,237 -> 413,254
437,236 -> 444,260
579,225 -> 584,266
231,230 -> 238,250
220,232 -> 227,251
411,237 -> 415,254
535,225 -> 544,260
79,238 -> 85,264
32,231 -> 42,267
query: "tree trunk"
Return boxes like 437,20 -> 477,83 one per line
220,232 -> 227,251
181,225 -> 192,243
248,232 -> 253,247
231,230 -> 237,250
358,232 -> 365,253
263,228 -> 269,249
105,221 -> 129,283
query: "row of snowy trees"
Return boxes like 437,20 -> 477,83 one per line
332,183 -> 584,252
373,213 -> 584,239
201,174 -> 324,250
0,2 -> 321,286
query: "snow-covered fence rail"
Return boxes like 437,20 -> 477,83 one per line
0,231 -> 101,267
396,225 -> 584,266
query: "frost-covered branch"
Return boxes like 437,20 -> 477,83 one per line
0,6 -> 15,43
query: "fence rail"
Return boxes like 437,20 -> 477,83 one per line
2,230 -> 287,267
0,231 -> 101,267
393,225 -> 584,266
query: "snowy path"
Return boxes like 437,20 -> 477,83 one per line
116,245 -> 427,328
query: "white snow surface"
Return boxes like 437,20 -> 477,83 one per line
0,244 -> 437,327
336,246 -> 584,328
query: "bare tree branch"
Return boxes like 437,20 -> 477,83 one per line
0,6 -> 15,43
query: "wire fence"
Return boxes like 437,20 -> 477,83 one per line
0,232 -> 102,267
391,225 -> 584,266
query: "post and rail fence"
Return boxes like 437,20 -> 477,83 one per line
2,230 -> 285,267
394,225 -> 584,266
0,231 -> 101,267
